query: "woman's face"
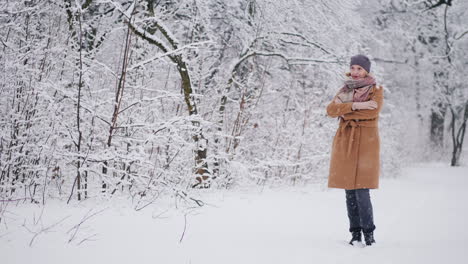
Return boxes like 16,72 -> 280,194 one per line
350,65 -> 367,79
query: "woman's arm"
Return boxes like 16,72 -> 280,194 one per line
342,86 -> 384,120
326,96 -> 354,118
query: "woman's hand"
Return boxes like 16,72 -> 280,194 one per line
352,100 -> 378,110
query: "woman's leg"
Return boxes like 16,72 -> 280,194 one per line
345,189 -> 361,232
354,188 -> 376,233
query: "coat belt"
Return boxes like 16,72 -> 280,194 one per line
340,118 -> 378,157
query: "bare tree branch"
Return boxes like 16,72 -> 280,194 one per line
424,0 -> 452,11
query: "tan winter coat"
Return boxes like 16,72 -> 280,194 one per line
326,85 -> 384,190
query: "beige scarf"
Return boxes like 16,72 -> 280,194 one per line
336,76 -> 376,103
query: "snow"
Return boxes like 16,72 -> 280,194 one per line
2,165 -> 468,264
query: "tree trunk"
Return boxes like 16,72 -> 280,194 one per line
450,102 -> 468,166
430,102 -> 446,148
176,58 -> 210,187
127,13 -> 210,188
103,15 -> 133,193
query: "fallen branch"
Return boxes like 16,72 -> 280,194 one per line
23,215 -> 71,247
77,233 -> 98,245
67,207 -> 108,243
179,213 -> 188,243
0,198 -> 28,202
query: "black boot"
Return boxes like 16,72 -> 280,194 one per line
349,231 -> 362,245
363,232 -> 376,246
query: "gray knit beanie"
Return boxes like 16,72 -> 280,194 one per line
350,54 -> 371,73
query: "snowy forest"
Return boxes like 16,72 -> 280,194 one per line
1,0 -> 466,203
1,0 -> 468,263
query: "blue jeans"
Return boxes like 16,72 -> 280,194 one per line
345,189 -> 376,233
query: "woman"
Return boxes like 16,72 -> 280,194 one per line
326,54 -> 384,246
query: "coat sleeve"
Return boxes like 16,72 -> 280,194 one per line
342,86 -> 384,120
326,95 -> 354,118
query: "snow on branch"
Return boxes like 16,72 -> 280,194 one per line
104,0 -> 196,63
128,21 -> 172,55
128,40 -> 214,71
141,16 -> 181,50
424,0 -> 452,11
101,1 -> 172,53
276,32 -> 334,55
232,50 -> 340,74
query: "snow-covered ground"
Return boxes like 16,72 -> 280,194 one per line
1,165 -> 467,264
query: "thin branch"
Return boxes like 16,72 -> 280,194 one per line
455,30 -> 468,40
23,215 -> 71,247
179,213 -> 188,243
277,32 -> 333,55
117,102 -> 140,115
67,207 -> 108,243
77,233 -> 98,245
127,40 -> 214,71
443,4 -> 452,64
423,0 -> 452,11
0,198 -> 28,202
